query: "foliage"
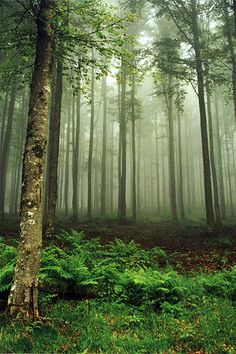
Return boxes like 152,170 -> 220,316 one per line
1,232 -> 236,308
0,241 -> 17,293
0,232 -> 235,351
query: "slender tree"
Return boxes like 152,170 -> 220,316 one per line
8,0 -> 56,319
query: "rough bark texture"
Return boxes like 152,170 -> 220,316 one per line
7,0 -> 55,319
191,0 -> 215,229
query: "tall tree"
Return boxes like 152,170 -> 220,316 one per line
46,57 -> 63,234
8,0 -> 56,319
87,49 -> 95,219
118,62 -> 127,224
100,76 -> 107,217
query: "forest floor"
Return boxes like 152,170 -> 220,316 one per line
1,218 -> 236,273
70,220 -> 236,273
0,219 -> 236,353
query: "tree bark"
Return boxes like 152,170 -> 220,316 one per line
191,0 -> 215,229
206,82 -> 221,225
7,0 -> 55,319
223,1 -> 236,122
87,50 -> 95,219
0,84 -> 16,224
118,64 -> 127,224
46,58 -> 63,234
177,109 -> 185,219
166,76 -> 178,221
214,91 -> 226,219
72,84 -> 81,224
100,76 -> 107,217
131,73 -> 137,221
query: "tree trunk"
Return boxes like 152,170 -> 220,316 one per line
214,91 -> 226,219
177,109 -> 185,219
87,51 -> 95,219
206,82 -> 221,225
46,58 -> 63,234
118,64 -> 127,224
72,86 -> 81,224
0,89 -> 9,154
100,76 -> 107,217
166,77 -> 178,221
8,0 -> 55,319
0,84 -> 16,224
109,122 -> 114,213
223,2 -> 236,122
137,120 -> 141,217
64,97 -> 71,217
155,122 -> 160,215
191,0 -> 215,229
131,73 -> 137,221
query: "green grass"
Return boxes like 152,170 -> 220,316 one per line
0,297 -> 235,353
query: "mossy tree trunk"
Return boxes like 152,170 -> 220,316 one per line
7,0 -> 55,319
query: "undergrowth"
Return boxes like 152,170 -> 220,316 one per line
0,231 -> 235,353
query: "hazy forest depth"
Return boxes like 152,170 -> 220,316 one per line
0,0 -> 236,352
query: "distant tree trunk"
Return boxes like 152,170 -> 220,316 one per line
155,122 -> 160,215
185,122 -> 191,214
87,51 -> 95,219
0,84 -> 16,224
165,76 -> 178,221
118,64 -> 127,223
224,117 -> 234,216
109,122 -> 114,213
8,0 -> 55,319
177,109 -> 185,219
191,0 -> 215,229
100,76 -> 107,217
11,92 -> 26,215
58,128 -> 65,212
137,120 -> 141,217
233,0 -> 236,36
0,89 -> 9,154
206,82 -> 221,225
118,83 -> 122,218
161,141 -> 167,213
223,2 -> 236,122
64,99 -> 71,217
214,91 -> 226,219
46,58 -> 63,235
131,73 -> 137,221
72,86 -> 81,224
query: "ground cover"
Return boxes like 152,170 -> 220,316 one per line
0,226 -> 235,353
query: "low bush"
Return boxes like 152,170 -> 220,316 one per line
0,231 -> 236,310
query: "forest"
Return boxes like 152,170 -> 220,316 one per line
0,0 -> 236,352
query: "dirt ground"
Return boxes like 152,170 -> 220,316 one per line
1,219 -> 236,272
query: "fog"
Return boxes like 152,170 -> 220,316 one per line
0,0 -> 235,230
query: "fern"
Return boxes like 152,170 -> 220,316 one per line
0,244 -> 17,293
